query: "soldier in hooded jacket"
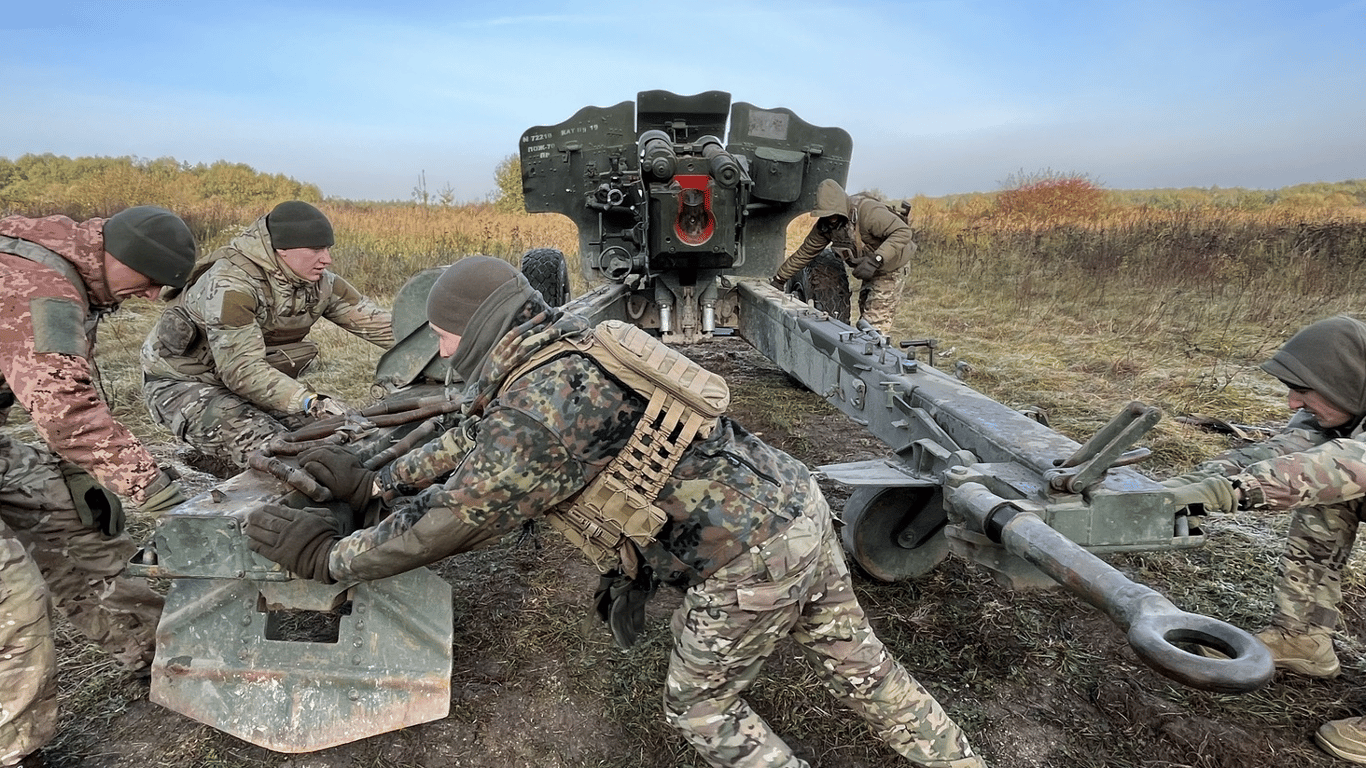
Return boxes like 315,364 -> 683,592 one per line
141,201 -> 394,470
1165,315 -> 1366,764
770,179 -> 916,330
244,256 -> 988,768
0,207 -> 194,768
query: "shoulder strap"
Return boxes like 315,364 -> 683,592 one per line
0,235 -> 90,306
499,320 -> 730,575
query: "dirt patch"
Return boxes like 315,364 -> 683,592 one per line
44,337 -> 1354,767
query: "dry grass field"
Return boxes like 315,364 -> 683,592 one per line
8,189 -> 1366,767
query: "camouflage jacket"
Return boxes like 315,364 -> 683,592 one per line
0,215 -> 164,502
140,216 -> 394,414
776,192 -> 916,281
329,315 -> 814,587
1193,412 -> 1366,511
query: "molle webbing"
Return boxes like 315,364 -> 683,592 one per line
506,319 -> 730,574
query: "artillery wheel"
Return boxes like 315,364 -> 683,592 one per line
521,247 -> 570,306
790,248 -> 851,323
840,485 -> 949,581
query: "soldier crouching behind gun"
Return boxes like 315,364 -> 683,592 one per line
1,207 -> 193,768
140,201 -> 394,472
244,256 -> 989,768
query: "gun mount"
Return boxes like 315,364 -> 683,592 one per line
129,90 -> 1271,754
512,90 -> 1272,694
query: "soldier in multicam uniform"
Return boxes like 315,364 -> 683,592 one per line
243,256 -> 988,768
140,200 -> 394,470
1165,315 -> 1366,764
0,207 -> 194,768
770,179 -> 917,330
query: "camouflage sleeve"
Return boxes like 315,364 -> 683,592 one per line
1234,437 -> 1366,511
199,272 -> 311,414
328,405 -> 585,582
386,423 -> 474,491
774,223 -> 830,281
322,275 -> 395,350
1194,426 -> 1328,476
0,281 -> 161,501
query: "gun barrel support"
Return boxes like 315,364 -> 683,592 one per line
947,479 -> 1273,693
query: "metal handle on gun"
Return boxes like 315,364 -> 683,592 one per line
1048,401 -> 1161,493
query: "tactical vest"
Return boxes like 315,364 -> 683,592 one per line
152,250 -> 322,377
501,319 -> 730,577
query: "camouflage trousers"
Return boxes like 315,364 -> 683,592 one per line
1271,499 -> 1364,633
143,377 -> 290,470
857,266 -> 907,330
664,477 -> 984,768
0,434 -> 163,765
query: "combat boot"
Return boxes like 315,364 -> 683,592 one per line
1257,626 -> 1340,677
1317,716 -> 1366,764
1198,625 -> 1340,678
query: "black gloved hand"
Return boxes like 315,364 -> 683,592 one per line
244,504 -> 341,583
297,446 -> 377,512
593,568 -> 657,649
769,275 -> 788,292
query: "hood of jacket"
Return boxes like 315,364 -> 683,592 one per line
1261,314 -> 1366,419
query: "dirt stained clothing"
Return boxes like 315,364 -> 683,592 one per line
329,308 -> 985,768
141,215 -> 394,466
0,216 -> 167,766
773,183 -> 916,329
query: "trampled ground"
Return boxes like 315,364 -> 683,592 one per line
45,338 -> 1365,768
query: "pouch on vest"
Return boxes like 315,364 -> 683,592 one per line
58,459 -> 125,537
153,304 -> 202,357
264,340 -> 319,378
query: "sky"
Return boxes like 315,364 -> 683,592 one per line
3,0 -> 1364,203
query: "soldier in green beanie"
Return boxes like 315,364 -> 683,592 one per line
141,200 -> 394,471
2,207 -> 194,768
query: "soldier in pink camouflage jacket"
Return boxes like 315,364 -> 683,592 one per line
1165,315 -> 1366,764
0,206 -> 194,768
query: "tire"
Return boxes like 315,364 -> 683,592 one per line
790,248 -> 851,323
521,248 -> 570,306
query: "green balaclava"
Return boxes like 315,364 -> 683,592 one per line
266,201 -> 335,250
1261,315 -> 1366,418
102,205 -> 197,288
426,256 -> 539,381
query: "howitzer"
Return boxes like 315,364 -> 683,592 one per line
509,90 -> 1272,693
131,89 -> 1270,754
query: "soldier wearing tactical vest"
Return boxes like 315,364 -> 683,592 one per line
140,201 -> 394,471
0,206 -> 194,768
244,256 -> 988,768
771,179 -> 917,331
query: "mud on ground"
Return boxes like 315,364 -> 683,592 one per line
46,338 -> 1363,768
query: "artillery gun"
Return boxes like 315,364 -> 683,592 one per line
128,89 -> 1271,753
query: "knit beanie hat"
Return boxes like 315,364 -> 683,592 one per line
103,205 -> 197,288
1261,315 -> 1366,417
426,256 -> 519,335
266,201 -> 334,250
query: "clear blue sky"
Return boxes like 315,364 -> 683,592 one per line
4,0 -> 1363,203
